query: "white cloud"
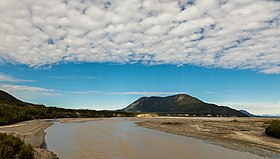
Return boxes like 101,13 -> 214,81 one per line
71,90 -> 99,94
0,73 -> 33,82
109,91 -> 186,96
0,84 -> 59,101
47,75 -> 97,80
0,0 -> 279,73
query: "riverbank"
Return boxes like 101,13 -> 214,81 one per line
1,117 -> 279,159
0,118 -> 100,159
45,117 -> 266,159
0,119 -> 57,159
136,117 -> 280,159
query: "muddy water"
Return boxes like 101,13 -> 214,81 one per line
45,118 -> 265,159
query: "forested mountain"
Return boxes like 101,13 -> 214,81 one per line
123,94 -> 247,117
0,90 -> 23,103
0,90 -> 134,126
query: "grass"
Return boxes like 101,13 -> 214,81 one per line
265,120 -> 280,139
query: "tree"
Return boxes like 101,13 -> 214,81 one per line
18,144 -> 33,159
0,145 -> 14,159
0,133 -> 34,159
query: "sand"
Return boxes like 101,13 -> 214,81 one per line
57,118 -> 102,123
0,119 -> 57,159
136,117 -> 280,159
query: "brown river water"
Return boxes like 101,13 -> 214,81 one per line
45,118 -> 266,159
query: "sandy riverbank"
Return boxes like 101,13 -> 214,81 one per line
136,117 -> 280,159
0,118 -> 100,159
0,119 -> 57,159
1,117 -> 279,159
57,118 -> 102,123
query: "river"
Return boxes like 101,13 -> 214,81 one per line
45,118 -> 265,159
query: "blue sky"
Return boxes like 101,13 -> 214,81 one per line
0,0 -> 279,114
1,63 -> 280,115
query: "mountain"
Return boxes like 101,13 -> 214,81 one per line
260,114 -> 280,118
0,90 -> 23,103
123,94 -> 247,117
0,90 -> 134,126
239,110 -> 256,117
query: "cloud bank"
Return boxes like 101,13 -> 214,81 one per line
0,84 -> 59,101
0,0 -> 279,73
0,73 -> 33,82
0,73 -> 59,100
218,102 -> 280,115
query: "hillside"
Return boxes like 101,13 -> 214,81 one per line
239,110 -> 256,117
0,90 -> 134,126
0,90 -> 23,103
123,94 -> 247,117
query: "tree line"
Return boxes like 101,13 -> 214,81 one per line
0,99 -> 135,126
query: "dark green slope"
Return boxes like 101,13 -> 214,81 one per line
0,90 -> 23,103
0,90 -> 134,126
123,94 -> 247,117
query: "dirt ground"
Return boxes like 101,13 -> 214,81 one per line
136,117 -> 280,159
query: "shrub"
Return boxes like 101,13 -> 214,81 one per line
161,121 -> 183,125
265,120 -> 280,138
18,144 -> 34,159
0,133 -> 34,159
0,145 -> 14,159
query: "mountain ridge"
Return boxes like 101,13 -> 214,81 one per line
0,90 -> 134,126
0,90 -> 23,103
239,109 -> 256,117
123,94 -> 247,117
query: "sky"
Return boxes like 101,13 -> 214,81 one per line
0,0 -> 279,115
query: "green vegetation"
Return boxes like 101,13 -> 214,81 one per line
0,133 -> 33,159
123,94 -> 248,117
0,99 -> 136,126
0,90 -> 137,126
265,120 -> 280,139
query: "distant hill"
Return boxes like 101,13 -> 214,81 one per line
260,114 -> 280,118
123,94 -> 248,117
0,90 -> 134,126
0,90 -> 23,103
239,110 -> 256,117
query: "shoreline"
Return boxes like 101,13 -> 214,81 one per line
0,119 -> 58,159
0,118 -> 100,159
135,117 -> 280,159
1,117 -> 279,159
